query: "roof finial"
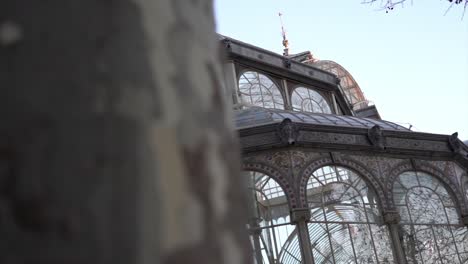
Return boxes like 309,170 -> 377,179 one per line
278,12 -> 289,56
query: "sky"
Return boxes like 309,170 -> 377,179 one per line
214,0 -> 468,140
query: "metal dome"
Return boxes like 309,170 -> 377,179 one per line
311,60 -> 370,111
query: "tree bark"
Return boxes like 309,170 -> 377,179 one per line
0,0 -> 248,263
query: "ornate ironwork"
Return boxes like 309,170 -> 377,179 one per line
383,211 -> 401,224
448,132 -> 462,153
367,125 -> 386,149
283,58 -> 292,69
277,118 -> 299,145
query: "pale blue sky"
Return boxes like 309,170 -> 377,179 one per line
214,0 -> 468,140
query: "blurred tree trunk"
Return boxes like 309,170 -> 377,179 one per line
0,0 -> 248,263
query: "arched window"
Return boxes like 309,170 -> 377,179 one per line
245,171 -> 301,264
238,71 -> 284,109
291,87 -> 332,114
462,174 -> 468,202
393,171 -> 468,263
306,166 -> 394,263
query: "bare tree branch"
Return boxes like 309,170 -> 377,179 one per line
362,0 -> 467,16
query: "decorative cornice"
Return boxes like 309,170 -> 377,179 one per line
277,118 -> 299,145
239,123 -> 468,167
291,208 -> 311,223
448,132 -> 461,152
367,125 -> 386,150
222,38 -> 232,50
383,211 -> 401,224
221,36 -> 339,87
283,58 -> 292,69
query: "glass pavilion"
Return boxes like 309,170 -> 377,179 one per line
220,35 -> 468,264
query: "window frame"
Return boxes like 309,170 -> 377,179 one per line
393,170 -> 468,264
305,165 -> 394,264
237,69 -> 286,110
290,85 -> 334,114
244,170 -> 301,264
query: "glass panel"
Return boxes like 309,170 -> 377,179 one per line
433,226 -> 461,263
307,176 -> 323,205
291,87 -> 332,114
312,61 -> 367,111
393,183 -> 406,206
278,224 -> 302,264
307,166 -> 390,263
434,183 -> 455,206
446,207 -> 461,225
397,171 -> 419,189
407,187 -> 448,224
401,225 -> 421,264
349,224 -> 377,263
245,171 -> 301,264
460,253 -> 468,264
417,172 -> 439,189
394,171 -> 468,264
453,227 -> 468,256
322,183 -> 362,205
309,223 -> 334,264
369,224 -> 394,263
328,223 -> 356,263
364,205 -> 381,223
324,204 -> 367,223
311,207 -> 326,222
414,225 -> 438,264
250,223 -> 301,264
238,71 -> 284,110
261,177 -> 284,199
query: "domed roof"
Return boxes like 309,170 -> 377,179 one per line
288,51 -> 371,112
312,60 -> 369,111
235,107 -> 409,131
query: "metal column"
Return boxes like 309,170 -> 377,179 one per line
292,209 -> 315,264
384,211 -> 407,264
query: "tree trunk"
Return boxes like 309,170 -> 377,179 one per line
0,1 -> 248,263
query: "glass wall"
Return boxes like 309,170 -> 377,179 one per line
244,166 -> 468,263
393,171 -> 468,263
245,171 -> 301,264
306,166 -> 394,263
